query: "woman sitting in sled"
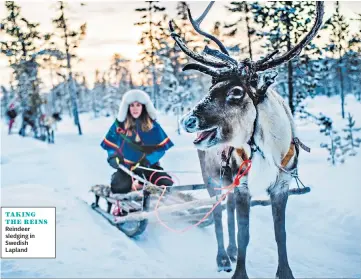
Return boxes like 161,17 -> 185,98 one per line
101,89 -> 174,195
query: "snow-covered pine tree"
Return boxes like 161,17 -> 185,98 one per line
52,1 -> 87,135
106,53 -> 133,116
322,1 -> 350,118
347,13 -> 361,101
251,1 -> 321,115
108,53 -> 132,90
224,1 -> 258,60
39,33 -> 66,113
170,2 -> 210,105
341,113 -> 361,156
294,39 -> 326,115
134,1 -> 166,109
319,114 -> 344,165
91,69 -> 113,118
1,1 -> 41,115
174,2 -> 203,63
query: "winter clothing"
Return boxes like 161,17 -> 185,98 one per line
101,119 -> 174,168
101,89 -> 174,194
107,153 -> 124,169
117,89 -> 157,122
6,109 -> 17,119
110,163 -> 173,194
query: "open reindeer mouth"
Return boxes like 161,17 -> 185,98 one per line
193,128 -> 218,145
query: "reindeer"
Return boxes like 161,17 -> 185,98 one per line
169,2 -> 324,279
39,112 -> 62,143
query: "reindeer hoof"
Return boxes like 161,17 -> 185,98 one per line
217,265 -> 232,273
217,252 -> 232,272
231,271 -> 249,279
276,266 -> 295,279
226,245 -> 237,262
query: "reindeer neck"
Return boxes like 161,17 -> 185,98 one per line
252,91 -> 293,163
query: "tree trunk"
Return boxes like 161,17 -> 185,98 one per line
245,3 -> 253,60
68,74 -> 82,135
60,2 -> 82,135
148,2 -> 158,109
286,14 -> 294,115
338,62 -> 345,118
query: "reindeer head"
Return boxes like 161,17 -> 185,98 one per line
169,1 -> 324,150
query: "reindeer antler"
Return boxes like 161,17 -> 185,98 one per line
169,20 -> 229,69
169,2 -> 238,70
169,1 -> 325,82
255,1 -> 325,72
187,2 -> 228,55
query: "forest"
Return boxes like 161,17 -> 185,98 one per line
1,1 -> 361,164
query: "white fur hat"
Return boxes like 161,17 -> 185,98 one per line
117,89 -> 157,122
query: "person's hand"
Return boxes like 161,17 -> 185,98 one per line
131,180 -> 143,191
139,157 -> 150,167
107,154 -> 124,169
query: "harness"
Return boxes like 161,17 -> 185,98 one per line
220,92 -> 311,179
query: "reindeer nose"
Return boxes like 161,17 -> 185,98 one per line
183,116 -> 198,130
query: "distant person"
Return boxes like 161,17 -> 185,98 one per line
101,89 -> 174,195
19,109 -> 36,137
6,103 -> 17,135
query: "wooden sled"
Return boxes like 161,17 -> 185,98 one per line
89,183 -> 215,237
89,182 -> 310,238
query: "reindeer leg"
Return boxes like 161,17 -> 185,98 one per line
198,149 -> 231,272
232,186 -> 250,279
270,184 -> 294,279
206,183 -> 232,272
226,192 -> 237,262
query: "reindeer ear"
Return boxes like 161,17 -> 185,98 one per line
250,73 -> 259,89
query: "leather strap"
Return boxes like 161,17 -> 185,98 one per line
235,142 -> 296,168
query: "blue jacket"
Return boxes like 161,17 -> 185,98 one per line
101,119 -> 174,169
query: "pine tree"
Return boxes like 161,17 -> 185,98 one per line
52,1 -> 87,135
1,1 -> 41,113
341,113 -> 361,156
169,1 -> 207,90
1,1 -> 63,135
224,1 -> 257,60
108,53 -> 132,89
0,1 -> 41,64
347,13 -> 361,101
294,40 -> 325,114
319,114 -> 344,165
134,1 -> 166,109
251,1 -> 320,115
322,1 -> 350,118
39,32 -> 66,112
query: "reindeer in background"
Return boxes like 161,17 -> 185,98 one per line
169,2 -> 324,278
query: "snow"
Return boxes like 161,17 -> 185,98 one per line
1,95 -> 361,278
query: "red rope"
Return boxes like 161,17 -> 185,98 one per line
154,160 -> 252,233
115,160 -> 252,232
149,171 -> 157,184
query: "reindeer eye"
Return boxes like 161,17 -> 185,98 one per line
226,86 -> 244,104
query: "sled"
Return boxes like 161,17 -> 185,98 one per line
89,181 -> 310,238
89,183 -> 216,237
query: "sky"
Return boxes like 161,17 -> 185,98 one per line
1,1 -> 361,91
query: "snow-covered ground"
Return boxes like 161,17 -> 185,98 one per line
1,95 -> 361,278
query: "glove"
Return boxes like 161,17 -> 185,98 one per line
107,154 -> 124,169
139,157 -> 150,167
